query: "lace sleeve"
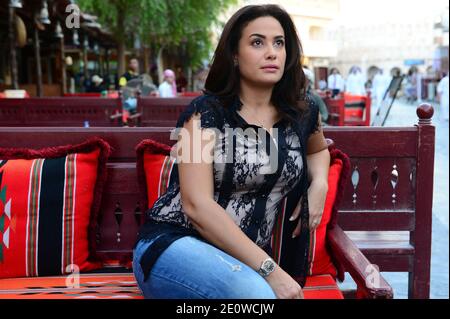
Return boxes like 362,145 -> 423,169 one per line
175,95 -> 224,131
305,94 -> 321,136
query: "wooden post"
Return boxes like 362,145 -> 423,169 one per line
33,25 -> 43,97
99,48 -> 104,77
61,37 -> 67,95
8,6 -> 19,89
83,43 -> 89,91
409,103 -> 435,299
105,48 -> 110,75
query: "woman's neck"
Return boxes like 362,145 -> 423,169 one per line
239,79 -> 274,109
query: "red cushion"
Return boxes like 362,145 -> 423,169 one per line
307,158 -> 343,278
303,274 -> 344,299
0,138 -> 110,278
136,139 -> 174,210
144,153 -> 176,209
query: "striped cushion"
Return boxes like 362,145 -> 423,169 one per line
0,273 -> 143,299
136,139 -> 174,210
0,139 -> 110,279
0,273 -> 343,299
304,274 -> 344,299
144,153 -> 176,209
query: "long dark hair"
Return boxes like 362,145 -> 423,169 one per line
204,4 -> 308,122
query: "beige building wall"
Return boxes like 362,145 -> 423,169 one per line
220,0 -> 341,68
329,0 -> 449,78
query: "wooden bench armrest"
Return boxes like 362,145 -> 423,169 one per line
328,225 -> 394,299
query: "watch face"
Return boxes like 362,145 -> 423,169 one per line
263,259 -> 275,272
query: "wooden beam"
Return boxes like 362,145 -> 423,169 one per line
60,37 -> 67,95
8,6 -> 19,89
33,25 -> 43,97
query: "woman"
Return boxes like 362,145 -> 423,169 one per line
133,4 -> 330,299
158,69 -> 177,98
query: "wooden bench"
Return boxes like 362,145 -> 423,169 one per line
128,97 -> 195,127
0,103 -> 434,299
324,103 -> 435,298
0,97 -> 123,127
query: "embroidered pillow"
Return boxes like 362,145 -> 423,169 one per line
0,138 -> 110,278
136,139 -> 175,212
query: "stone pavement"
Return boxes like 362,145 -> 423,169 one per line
336,97 -> 449,299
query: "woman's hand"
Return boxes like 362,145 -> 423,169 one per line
289,179 -> 328,235
265,267 -> 304,299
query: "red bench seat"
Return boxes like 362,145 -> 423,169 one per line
0,272 -> 343,299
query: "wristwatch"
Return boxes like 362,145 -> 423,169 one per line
258,258 -> 276,277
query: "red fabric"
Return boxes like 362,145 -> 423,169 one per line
343,93 -> 366,102
181,91 -> 202,97
0,138 -> 111,278
307,159 -> 343,278
303,274 -> 344,299
0,272 -> 343,299
0,273 -> 143,299
144,154 -> 176,208
345,108 -> 364,118
135,139 -> 173,212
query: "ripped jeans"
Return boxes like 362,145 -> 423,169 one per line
133,236 -> 276,299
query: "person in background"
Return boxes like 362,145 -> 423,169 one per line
176,67 -> 188,93
437,71 -> 449,121
119,58 -> 140,87
158,69 -> 177,98
318,77 -> 327,91
87,75 -> 106,93
404,66 -> 419,104
372,68 -> 391,108
345,66 -> 366,96
303,67 -> 329,124
327,68 -> 345,97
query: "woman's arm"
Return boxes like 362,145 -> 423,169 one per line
306,114 -> 330,186
290,112 -> 330,232
177,113 -> 302,299
306,114 -> 330,229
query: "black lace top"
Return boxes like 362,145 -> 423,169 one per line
135,94 -> 321,285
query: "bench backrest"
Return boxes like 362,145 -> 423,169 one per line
0,98 -> 122,127
135,97 -> 195,126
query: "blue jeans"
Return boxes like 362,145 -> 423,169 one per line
133,236 -> 276,299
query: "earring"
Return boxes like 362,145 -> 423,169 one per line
234,59 -> 239,66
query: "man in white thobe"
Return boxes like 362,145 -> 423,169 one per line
437,73 -> 449,121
